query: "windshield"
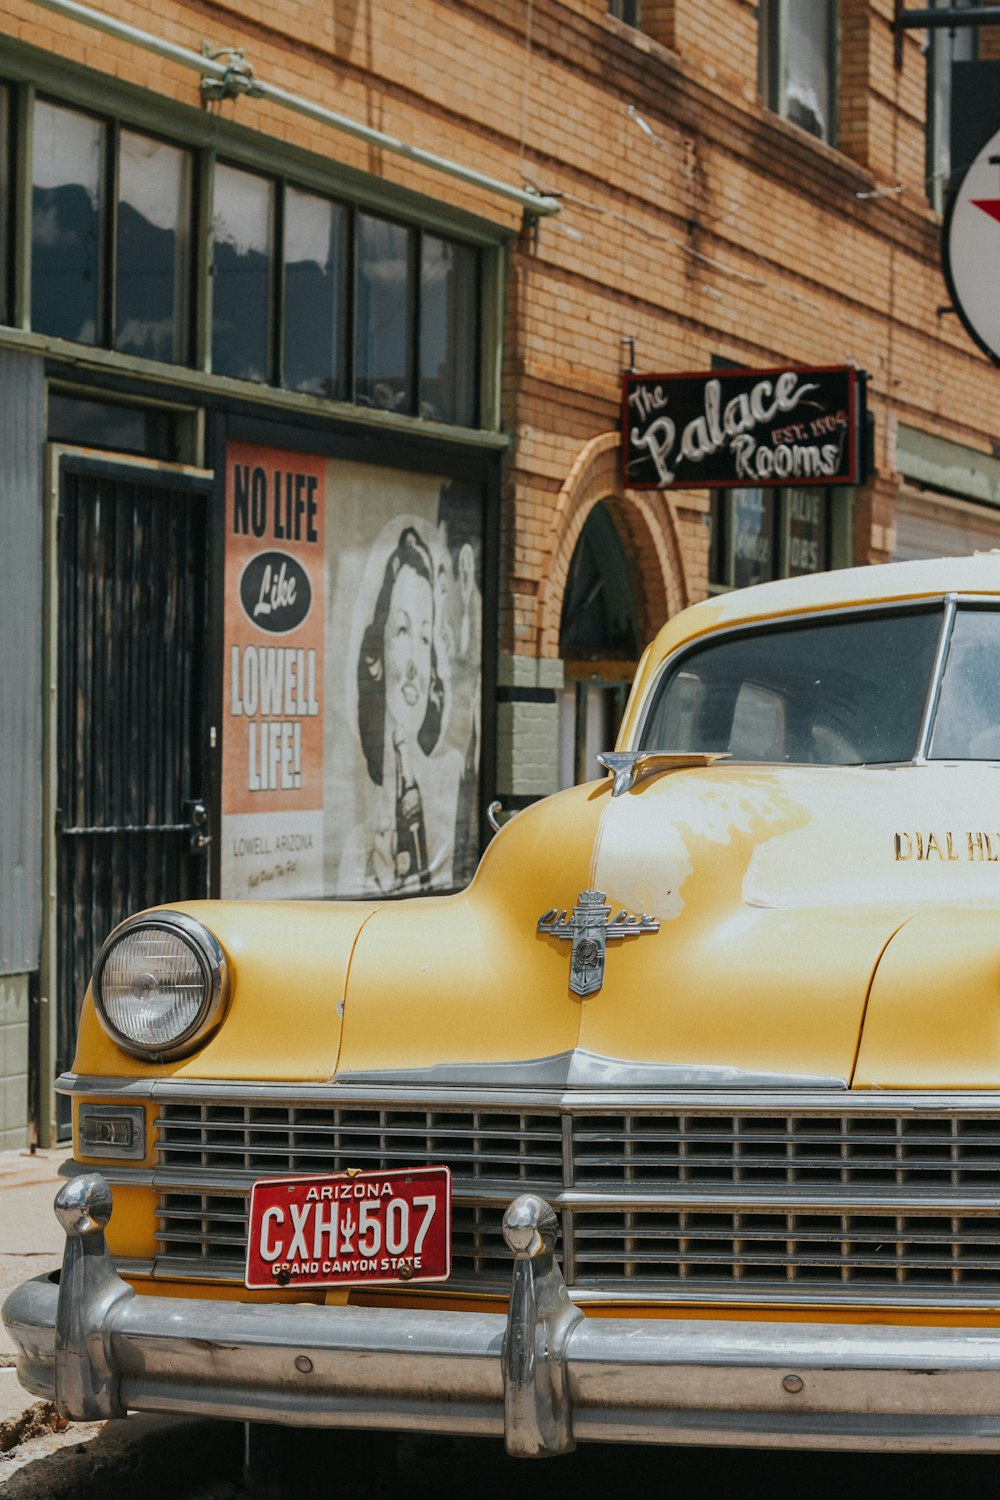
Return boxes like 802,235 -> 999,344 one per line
638,607 -> 944,765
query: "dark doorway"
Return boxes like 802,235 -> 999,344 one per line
56,457 -> 213,1132
558,502 -> 641,788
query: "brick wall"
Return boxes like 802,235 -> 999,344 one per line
15,0 -> 1000,799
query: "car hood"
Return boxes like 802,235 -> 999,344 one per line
71,763 -> 1000,1090
336,762 -> 1000,1090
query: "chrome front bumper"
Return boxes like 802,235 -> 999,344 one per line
8,1174 -> 1000,1455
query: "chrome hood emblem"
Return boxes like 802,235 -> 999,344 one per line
537,890 -> 660,997
597,750 -> 730,797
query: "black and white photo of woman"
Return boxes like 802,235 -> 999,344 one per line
347,524 -> 463,893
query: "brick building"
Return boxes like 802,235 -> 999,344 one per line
2,0 -> 999,1142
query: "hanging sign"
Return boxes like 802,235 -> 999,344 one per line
944,124 -> 1000,367
622,365 -> 866,490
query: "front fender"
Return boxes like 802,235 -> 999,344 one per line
854,907 -> 1000,1088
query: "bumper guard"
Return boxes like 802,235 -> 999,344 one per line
8,1172 -> 1000,1455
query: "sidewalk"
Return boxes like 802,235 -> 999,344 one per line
0,1145 -> 83,1465
0,1148 -> 230,1492
0,1144 -> 71,1363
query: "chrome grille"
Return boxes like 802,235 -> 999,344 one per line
157,1103 -> 564,1185
572,1210 -> 1000,1286
570,1113 -> 1000,1189
156,1191 -> 521,1283
153,1101 -> 1000,1300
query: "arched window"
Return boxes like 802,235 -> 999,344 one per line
557,503 -> 641,787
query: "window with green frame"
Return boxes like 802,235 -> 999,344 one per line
6,84 -> 485,428
31,98 -> 193,360
607,0 -> 640,26
759,0 -> 838,145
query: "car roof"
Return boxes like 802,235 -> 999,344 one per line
666,551 -> 1000,642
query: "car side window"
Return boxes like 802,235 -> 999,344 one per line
930,609 -> 1000,760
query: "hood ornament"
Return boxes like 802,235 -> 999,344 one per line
537,891 -> 660,997
597,750 -> 730,797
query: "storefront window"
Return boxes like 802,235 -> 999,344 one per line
48,391 -> 194,463
356,213 -> 413,414
283,186 -> 345,398
731,487 -> 776,589
11,85 -> 485,425
212,163 -> 274,383
116,130 -> 192,364
711,486 -> 849,589
787,486 -> 829,576
420,235 -> 478,427
31,99 -> 106,344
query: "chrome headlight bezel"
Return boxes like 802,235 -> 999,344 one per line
92,911 -> 230,1061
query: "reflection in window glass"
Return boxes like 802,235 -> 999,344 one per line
32,99 -> 106,343
420,236 -> 477,426
640,610 -> 942,765
48,392 -> 185,462
730,684 -> 786,760
784,0 -> 835,140
760,0 -> 837,144
930,611 -> 1000,759
116,131 -> 191,363
283,187 -> 344,398
212,163 -> 274,382
786,487 -> 828,576
356,213 -> 412,413
732,487 -> 774,588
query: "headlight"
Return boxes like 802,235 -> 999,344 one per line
93,912 -> 229,1060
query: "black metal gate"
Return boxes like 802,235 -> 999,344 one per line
56,459 -> 213,1128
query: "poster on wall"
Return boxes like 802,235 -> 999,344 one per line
221,444 -> 484,901
222,443 -> 326,899
325,463 -> 483,900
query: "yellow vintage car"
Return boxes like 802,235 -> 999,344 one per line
10,552 -> 1000,1455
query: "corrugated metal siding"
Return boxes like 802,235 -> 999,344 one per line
0,349 -> 43,976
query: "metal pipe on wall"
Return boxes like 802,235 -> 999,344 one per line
25,0 -> 562,218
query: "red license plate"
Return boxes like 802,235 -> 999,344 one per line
245,1166 -> 451,1289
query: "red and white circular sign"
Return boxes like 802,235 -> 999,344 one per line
944,124 -> 1000,365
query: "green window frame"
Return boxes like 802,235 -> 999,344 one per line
1,77 -> 488,430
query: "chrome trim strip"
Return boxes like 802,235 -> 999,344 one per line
60,1073 -> 1000,1113
331,1051 -> 847,1092
60,1160 -> 155,1187
914,593 -> 957,762
146,1171 -> 1000,1215
116,1257 -> 1000,1312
